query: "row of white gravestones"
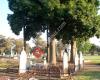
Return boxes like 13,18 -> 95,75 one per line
62,51 -> 84,75
62,50 -> 84,75
19,48 -> 48,74
19,48 -> 83,74
75,51 -> 84,72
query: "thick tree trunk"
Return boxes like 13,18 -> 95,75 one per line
52,38 -> 56,65
49,38 -> 57,65
70,36 -> 77,63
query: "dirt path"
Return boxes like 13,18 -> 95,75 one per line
84,64 -> 100,71
84,61 -> 100,71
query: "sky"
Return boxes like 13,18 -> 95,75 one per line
0,0 -> 100,47
0,0 -> 23,39
0,0 -> 46,47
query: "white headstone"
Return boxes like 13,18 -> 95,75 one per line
30,61 -> 33,66
44,57 -> 47,65
79,51 -> 84,69
3,52 -> 5,56
75,53 -> 79,72
11,47 -> 14,57
11,45 -> 16,57
63,51 -> 68,70
65,44 -> 71,61
19,48 -> 27,73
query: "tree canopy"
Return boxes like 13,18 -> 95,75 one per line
56,0 -> 100,42
7,0 -> 100,41
77,39 -> 92,54
7,0 -> 100,63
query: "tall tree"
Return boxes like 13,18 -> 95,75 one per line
7,0 -> 65,64
7,0 -> 45,50
56,0 -> 100,62
7,0 -> 100,64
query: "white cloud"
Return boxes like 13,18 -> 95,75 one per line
89,36 -> 100,46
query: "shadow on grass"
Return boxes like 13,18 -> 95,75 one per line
75,71 -> 100,80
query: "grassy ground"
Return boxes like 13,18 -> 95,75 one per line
0,58 -> 18,68
74,71 -> 100,80
84,55 -> 100,64
84,55 -> 100,60
74,55 -> 100,80
0,55 -> 100,80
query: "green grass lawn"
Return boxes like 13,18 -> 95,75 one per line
84,55 -> 100,60
84,55 -> 100,64
74,71 -> 100,80
74,55 -> 100,80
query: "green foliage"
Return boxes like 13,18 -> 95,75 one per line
7,0 -> 67,40
77,39 -> 92,53
57,0 -> 100,42
74,71 -> 100,80
34,36 -> 47,49
7,0 -> 100,42
94,15 -> 100,38
7,0 -> 46,40
0,35 -> 7,53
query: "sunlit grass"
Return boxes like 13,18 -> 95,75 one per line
84,55 -> 100,64
73,55 -> 100,80
0,59 -> 18,68
74,71 -> 100,80
84,55 -> 100,60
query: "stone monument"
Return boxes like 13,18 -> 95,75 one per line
19,48 -> 27,73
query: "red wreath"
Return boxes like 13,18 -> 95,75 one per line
32,47 -> 44,58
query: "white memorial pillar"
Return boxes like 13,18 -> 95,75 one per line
11,47 -> 14,57
63,51 -> 68,75
44,57 -> 47,68
19,48 -> 27,73
79,51 -> 84,69
65,44 -> 71,61
75,53 -> 79,72
3,52 -> 5,56
11,45 -> 16,57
